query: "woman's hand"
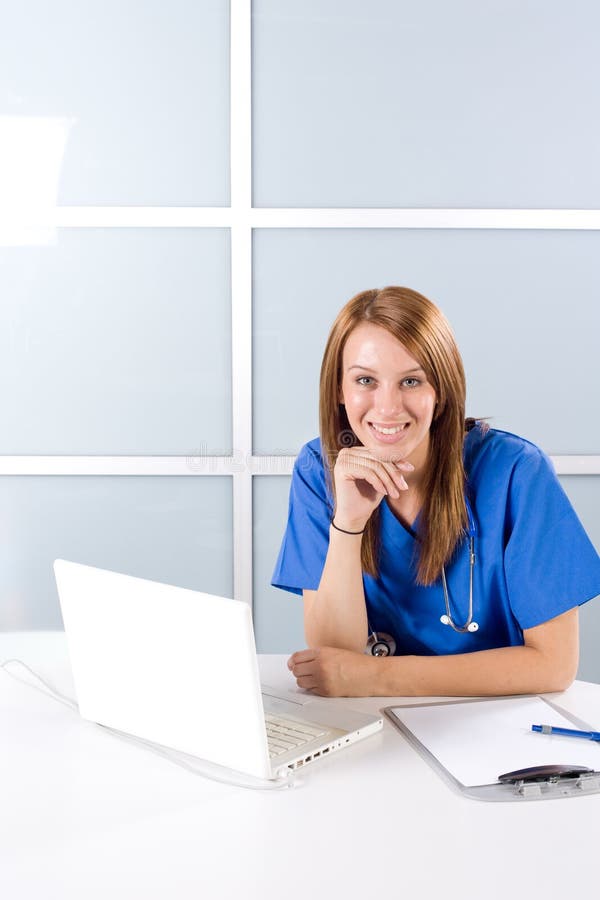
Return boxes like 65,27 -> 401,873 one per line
287,646 -> 382,697
332,446 -> 414,531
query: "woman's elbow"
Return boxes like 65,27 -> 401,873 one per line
538,650 -> 579,693
524,607 -> 580,694
304,620 -> 366,653
543,669 -> 576,693
304,630 -> 366,653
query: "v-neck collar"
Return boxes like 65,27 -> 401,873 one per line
380,498 -> 420,544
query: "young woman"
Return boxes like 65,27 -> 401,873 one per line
272,286 -> 600,697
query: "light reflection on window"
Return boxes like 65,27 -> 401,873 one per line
0,115 -> 73,246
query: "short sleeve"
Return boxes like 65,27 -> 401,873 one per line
271,441 -> 333,596
504,450 -> 600,630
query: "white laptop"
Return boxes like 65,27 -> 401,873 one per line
53,560 -> 383,781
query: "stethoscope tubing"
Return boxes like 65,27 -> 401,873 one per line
440,497 -> 478,633
366,498 -> 479,654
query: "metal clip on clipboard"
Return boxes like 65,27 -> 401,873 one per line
383,696 -> 600,803
498,764 -> 600,800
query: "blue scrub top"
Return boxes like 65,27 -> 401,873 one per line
271,425 -> 600,655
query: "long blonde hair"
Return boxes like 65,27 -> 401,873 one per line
319,286 -> 468,585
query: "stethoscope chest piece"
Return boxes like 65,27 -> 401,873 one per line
365,632 -> 396,657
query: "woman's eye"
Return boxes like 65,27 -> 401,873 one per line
356,376 -> 374,386
402,378 -> 420,388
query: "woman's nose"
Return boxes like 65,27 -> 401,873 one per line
374,385 -> 402,417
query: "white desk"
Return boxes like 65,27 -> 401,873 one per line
2,632 -> 599,900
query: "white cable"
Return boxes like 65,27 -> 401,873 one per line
97,723 -> 298,791
1,658 -> 300,792
1,658 -> 78,710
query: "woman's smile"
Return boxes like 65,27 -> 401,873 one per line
368,420 -> 411,442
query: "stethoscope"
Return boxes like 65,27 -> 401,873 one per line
440,499 -> 478,634
365,499 -> 479,657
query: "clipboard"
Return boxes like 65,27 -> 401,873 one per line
384,695 -> 600,802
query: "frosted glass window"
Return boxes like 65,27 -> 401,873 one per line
253,0 -> 600,207
253,229 -> 600,456
0,0 -> 229,205
561,477 -> 600,685
0,476 -> 232,631
253,476 -> 304,653
0,229 -> 231,455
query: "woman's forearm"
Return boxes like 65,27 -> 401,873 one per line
304,525 -> 369,652
375,643 -> 577,697
288,609 -> 579,697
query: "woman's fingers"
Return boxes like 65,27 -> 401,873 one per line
339,461 -> 397,500
337,446 -> 413,478
288,651 -> 320,690
336,448 -> 409,498
351,466 -> 392,497
290,659 -> 316,678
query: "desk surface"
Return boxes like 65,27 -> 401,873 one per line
2,632 -> 600,900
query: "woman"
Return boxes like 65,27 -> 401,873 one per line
272,286 -> 600,697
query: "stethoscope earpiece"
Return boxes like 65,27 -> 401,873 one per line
439,499 -> 480,635
441,615 -> 479,632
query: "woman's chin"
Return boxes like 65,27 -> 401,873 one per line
364,440 -> 415,462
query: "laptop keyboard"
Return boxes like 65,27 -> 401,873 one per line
265,713 -> 327,758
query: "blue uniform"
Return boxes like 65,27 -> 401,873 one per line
272,425 -> 600,655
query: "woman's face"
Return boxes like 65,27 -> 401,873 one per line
339,323 -> 437,470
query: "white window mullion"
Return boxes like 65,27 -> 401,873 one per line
250,208 -> 600,230
230,0 -> 253,607
7,207 -> 600,230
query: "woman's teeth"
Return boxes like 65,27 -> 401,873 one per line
371,423 -> 407,435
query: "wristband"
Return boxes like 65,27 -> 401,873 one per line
330,518 -> 365,535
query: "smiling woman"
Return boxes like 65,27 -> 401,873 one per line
318,287 -> 471,590
271,287 -> 600,699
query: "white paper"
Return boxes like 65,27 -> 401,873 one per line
389,697 -> 600,786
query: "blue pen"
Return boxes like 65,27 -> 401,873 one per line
532,724 -> 600,742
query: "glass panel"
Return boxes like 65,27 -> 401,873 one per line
253,0 -> 600,207
0,476 -> 232,631
0,0 -> 229,205
561,477 -> 600,685
0,229 -> 231,454
253,476 -> 305,653
253,229 -> 600,455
